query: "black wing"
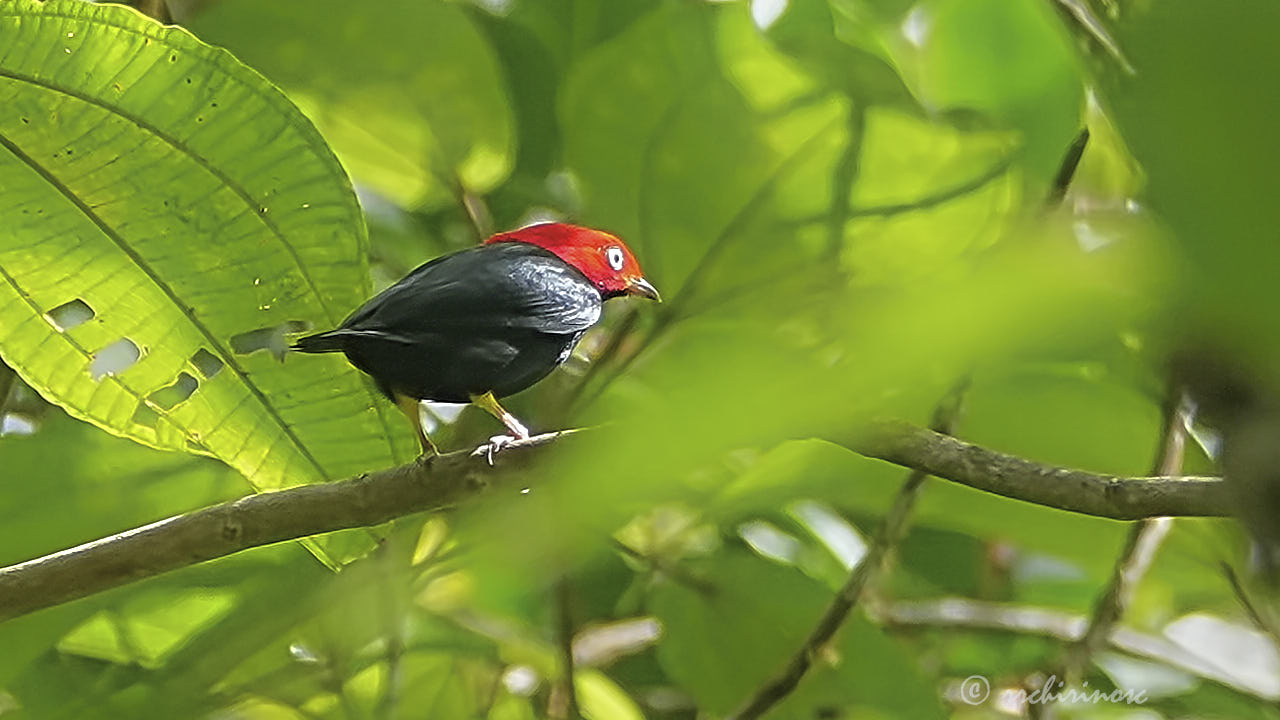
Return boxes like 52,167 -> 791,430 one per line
342,243 -> 602,337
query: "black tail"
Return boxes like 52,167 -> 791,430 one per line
291,330 -> 347,353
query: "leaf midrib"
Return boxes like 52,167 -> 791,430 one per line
1,3 -> 403,465
0,68 -> 340,327
0,126 -> 331,482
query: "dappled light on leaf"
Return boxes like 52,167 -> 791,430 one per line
0,0 -> 415,503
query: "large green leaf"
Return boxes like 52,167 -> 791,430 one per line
0,0 -> 414,493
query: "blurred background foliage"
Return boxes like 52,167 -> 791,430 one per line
1,0 -> 1279,717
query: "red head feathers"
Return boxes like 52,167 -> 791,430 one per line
486,222 -> 660,301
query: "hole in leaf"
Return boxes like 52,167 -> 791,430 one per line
46,298 -> 94,331
190,349 -> 223,379
1,413 -> 37,436
148,372 -> 198,410
231,321 -> 310,362
132,404 -> 158,428
89,338 -> 141,380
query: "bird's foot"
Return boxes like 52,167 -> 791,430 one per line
473,434 -> 519,466
469,392 -> 532,444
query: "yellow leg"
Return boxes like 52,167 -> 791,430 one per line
394,393 -> 438,456
470,391 -> 530,439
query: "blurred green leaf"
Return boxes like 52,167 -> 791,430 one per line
649,548 -> 944,718
0,408 -> 243,688
908,0 -> 1084,181
767,0 -> 917,107
561,1 -> 844,294
488,694 -> 537,720
191,0 -> 514,210
1094,2 -> 1280,383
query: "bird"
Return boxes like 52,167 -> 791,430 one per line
291,222 -> 660,456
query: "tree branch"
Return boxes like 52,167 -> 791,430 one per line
848,420 -> 1228,520
0,431 -> 572,623
0,421 -> 1231,623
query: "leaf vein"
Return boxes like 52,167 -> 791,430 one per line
0,126 -> 330,482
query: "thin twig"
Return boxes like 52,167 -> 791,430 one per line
1222,562 -> 1280,651
788,154 -> 1015,227
134,0 -> 172,24
730,379 -> 971,720
438,168 -> 490,244
1033,125 -> 1168,701
554,577 -> 582,720
880,598 -> 1277,700
1058,389 -> 1190,688
1050,0 -> 1136,74
1044,128 -> 1090,210
375,546 -> 406,720
0,362 -> 14,414
461,188 -> 493,240
563,306 -> 642,410
824,103 -> 866,260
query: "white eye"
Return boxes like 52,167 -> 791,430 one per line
605,246 -> 626,271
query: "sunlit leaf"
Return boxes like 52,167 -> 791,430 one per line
0,0 -> 414,498
578,669 -> 645,720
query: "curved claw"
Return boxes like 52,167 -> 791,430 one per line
472,434 -> 519,466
